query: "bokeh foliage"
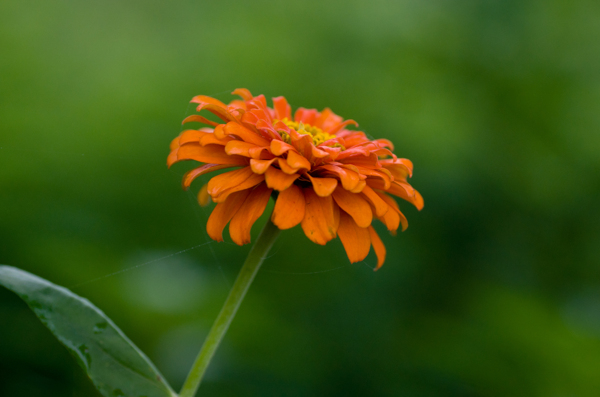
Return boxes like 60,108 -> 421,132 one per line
1,0 -> 599,396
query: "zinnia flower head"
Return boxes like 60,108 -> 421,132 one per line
168,89 -> 423,270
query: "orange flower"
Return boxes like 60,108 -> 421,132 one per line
168,89 -> 423,269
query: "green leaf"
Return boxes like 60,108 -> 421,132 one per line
0,265 -> 178,397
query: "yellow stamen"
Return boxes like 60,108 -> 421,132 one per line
274,118 -> 342,148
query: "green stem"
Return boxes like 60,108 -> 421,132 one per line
179,218 -> 281,397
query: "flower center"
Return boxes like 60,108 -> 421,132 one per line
276,118 -> 337,146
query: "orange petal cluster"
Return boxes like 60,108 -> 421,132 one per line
168,88 -> 423,269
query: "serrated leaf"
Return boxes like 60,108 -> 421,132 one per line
0,265 -> 178,397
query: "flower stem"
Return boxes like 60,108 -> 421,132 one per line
179,218 -> 281,397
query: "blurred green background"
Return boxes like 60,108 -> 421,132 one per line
1,0 -> 600,396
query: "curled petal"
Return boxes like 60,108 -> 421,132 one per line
229,183 -> 272,245
255,119 -> 284,141
376,192 -> 408,232
197,183 -> 211,207
367,179 -> 423,210
368,226 -> 386,270
195,103 -> 237,123
250,158 -> 277,174
200,133 -> 233,146
307,174 -> 338,197
337,211 -> 371,264
271,139 -> 296,156
190,95 -> 228,108
309,144 -> 330,159
360,185 -> 389,217
167,143 -> 248,168
265,166 -> 300,191
414,190 -> 424,211
294,107 -> 318,125
337,152 -> 381,168
182,115 -> 219,127
248,146 -> 274,160
301,189 -> 339,245
327,119 -> 358,135
339,131 -> 368,146
289,131 -> 313,158
224,122 -> 270,147
273,96 -> 292,120
208,166 -> 264,202
225,141 -> 259,157
349,180 -> 366,193
277,158 -> 302,174
207,190 -> 251,242
232,88 -> 253,101
182,163 -> 237,190
356,167 -> 392,189
213,124 -> 228,140
175,129 -> 205,146
332,186 -> 373,228
374,138 -> 394,150
317,164 -> 361,191
272,184 -> 305,230
287,150 -> 311,171
314,108 -> 339,130
381,158 -> 414,178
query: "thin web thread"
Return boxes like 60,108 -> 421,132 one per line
69,242 -> 214,290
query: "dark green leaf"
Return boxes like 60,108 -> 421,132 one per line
0,265 -> 177,397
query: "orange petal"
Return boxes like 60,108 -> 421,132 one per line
250,158 -> 277,174
224,122 -> 270,147
271,139 -> 296,156
206,189 -> 251,242
272,184 -> 305,229
175,129 -> 205,146
273,96 -> 292,120
225,141 -> 258,157
337,211 -> 371,263
182,163 -> 237,190
199,133 -> 233,146
213,124 -> 228,140
367,179 -> 423,210
327,119 -> 358,134
191,95 -> 227,108
414,190 -> 424,211
307,174 -> 338,197
317,164 -> 361,191
182,114 -> 219,127
368,226 -> 386,270
360,185 -> 389,217
232,88 -> 253,101
332,186 -> 373,228
170,135 -> 181,151
214,174 -> 265,203
229,183 -> 273,245
376,192 -> 408,232
167,143 -> 248,167
349,180 -> 366,193
381,158 -> 413,178
207,166 -> 263,202
265,166 -> 300,191
277,158 -> 302,175
195,103 -> 237,123
301,188 -> 339,245
287,150 -> 312,171
248,146 -> 274,160
294,107 -> 318,125
356,167 -> 392,189
197,183 -> 211,207
289,131 -> 313,159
